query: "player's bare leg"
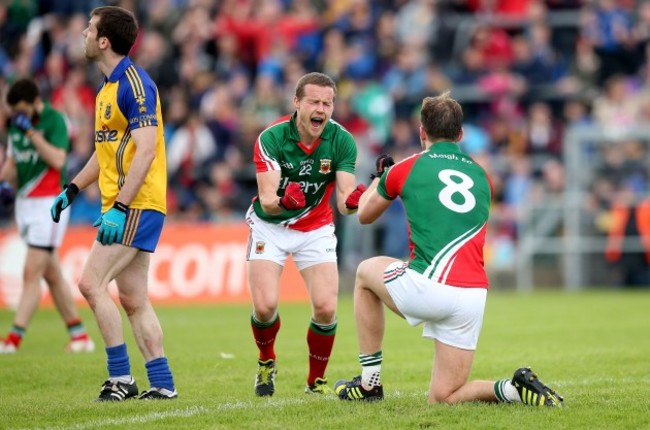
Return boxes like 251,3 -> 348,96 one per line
43,254 -> 94,352
44,255 -> 78,321
301,262 -> 338,393
248,260 -> 283,322
431,346 -> 563,407
78,241 -> 137,347
13,247 -> 49,327
354,256 -> 403,352
114,251 -> 163,361
335,256 -> 400,401
113,250 -> 177,400
0,247 -> 49,352
248,260 -> 283,396
428,340 -> 495,403
78,241 -> 140,400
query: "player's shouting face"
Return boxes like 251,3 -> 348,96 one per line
293,84 -> 335,145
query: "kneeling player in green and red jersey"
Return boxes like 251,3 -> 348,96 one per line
246,72 -> 366,396
335,92 -> 564,407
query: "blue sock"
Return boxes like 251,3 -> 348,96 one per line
145,357 -> 175,391
106,343 -> 131,378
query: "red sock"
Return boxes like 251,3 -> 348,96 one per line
306,321 -> 337,386
71,333 -> 90,341
6,331 -> 22,348
251,315 -> 280,361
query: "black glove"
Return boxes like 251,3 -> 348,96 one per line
371,154 -> 395,180
50,183 -> 79,222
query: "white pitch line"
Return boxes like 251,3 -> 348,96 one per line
9,391 -> 426,430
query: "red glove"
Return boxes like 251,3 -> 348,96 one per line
345,184 -> 367,210
279,182 -> 306,210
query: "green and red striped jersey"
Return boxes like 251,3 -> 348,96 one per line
7,102 -> 69,197
252,113 -> 357,231
378,141 -> 493,288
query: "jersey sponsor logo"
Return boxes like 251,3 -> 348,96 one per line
279,177 -> 326,194
13,148 -> 39,164
95,126 -> 119,143
319,159 -> 331,174
255,241 -> 265,254
104,102 -> 112,120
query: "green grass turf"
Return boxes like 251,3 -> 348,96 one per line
1,290 -> 649,429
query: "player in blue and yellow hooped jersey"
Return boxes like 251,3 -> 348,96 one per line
49,6 -> 176,401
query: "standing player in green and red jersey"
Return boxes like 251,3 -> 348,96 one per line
247,72 -> 367,396
0,78 -> 94,354
335,92 -> 564,407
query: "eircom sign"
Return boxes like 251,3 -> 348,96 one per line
0,223 -> 307,309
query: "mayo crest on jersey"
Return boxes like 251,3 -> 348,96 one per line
252,113 -> 357,232
7,102 -> 69,197
94,56 -> 166,214
377,142 -> 493,288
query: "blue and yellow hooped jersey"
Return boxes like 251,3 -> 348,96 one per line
95,56 -> 166,214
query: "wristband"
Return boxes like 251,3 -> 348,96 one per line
113,201 -> 129,212
65,183 -> 80,198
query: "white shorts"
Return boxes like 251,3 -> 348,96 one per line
15,196 -> 70,248
385,261 -> 487,350
245,207 -> 337,271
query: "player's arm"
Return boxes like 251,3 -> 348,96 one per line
69,152 -> 100,190
51,151 -> 99,222
335,170 -> 359,215
0,155 -> 17,187
256,170 -> 284,215
357,178 -> 392,224
114,126 -> 156,206
28,130 -> 67,172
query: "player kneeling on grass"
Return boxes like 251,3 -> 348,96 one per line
334,93 -> 564,407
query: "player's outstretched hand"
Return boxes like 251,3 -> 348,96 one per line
50,183 -> 79,222
12,113 -> 33,134
93,202 -> 127,245
279,182 -> 306,210
345,184 -> 367,210
372,154 -> 395,180
0,181 -> 15,206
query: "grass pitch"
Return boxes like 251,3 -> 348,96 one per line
1,290 -> 649,430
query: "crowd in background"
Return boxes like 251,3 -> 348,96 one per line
0,0 -> 649,283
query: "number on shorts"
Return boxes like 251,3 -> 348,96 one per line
438,169 -> 475,213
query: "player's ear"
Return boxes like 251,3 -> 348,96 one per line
293,95 -> 300,110
457,128 -> 464,142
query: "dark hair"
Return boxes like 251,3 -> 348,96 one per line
91,6 -> 138,56
295,72 -> 337,100
420,91 -> 463,142
6,78 -> 40,106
